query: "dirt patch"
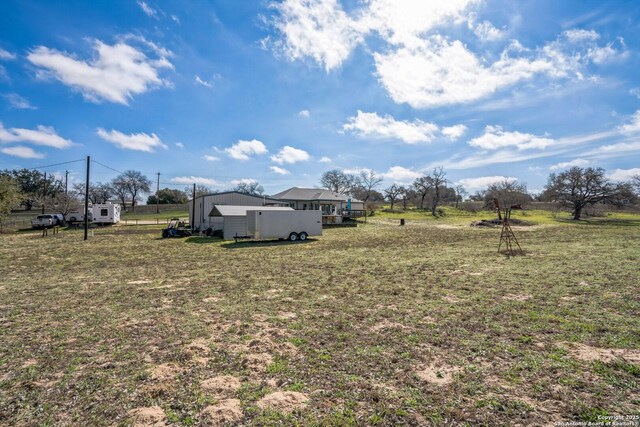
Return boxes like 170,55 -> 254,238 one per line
443,295 -> 462,303
371,320 -> 407,332
243,353 -> 274,374
22,359 -> 37,368
502,294 -> 532,301
562,343 -> 640,363
277,311 -> 297,320
256,391 -> 309,414
200,375 -> 242,398
128,406 -> 167,427
185,338 -> 210,357
148,363 -> 181,382
199,399 -> 243,426
415,364 -> 461,386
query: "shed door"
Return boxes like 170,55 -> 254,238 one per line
223,217 -> 248,240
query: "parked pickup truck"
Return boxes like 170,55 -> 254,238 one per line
31,214 -> 57,229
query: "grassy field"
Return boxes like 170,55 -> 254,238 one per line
1,215 -> 639,426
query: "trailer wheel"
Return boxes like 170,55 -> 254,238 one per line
298,232 -> 308,241
69,216 -> 77,223
162,230 -> 169,238
288,232 -> 298,242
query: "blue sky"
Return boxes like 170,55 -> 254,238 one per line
1,0 -> 639,196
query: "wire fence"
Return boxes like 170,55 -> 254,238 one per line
0,217 -> 190,234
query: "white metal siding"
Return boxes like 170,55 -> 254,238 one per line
191,193 -> 284,230
223,216 -> 248,240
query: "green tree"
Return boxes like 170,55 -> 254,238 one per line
0,175 -> 21,218
147,188 -> 189,204
542,167 -> 620,220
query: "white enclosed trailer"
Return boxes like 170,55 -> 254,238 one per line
92,203 -> 121,224
247,209 -> 322,241
209,205 -> 294,240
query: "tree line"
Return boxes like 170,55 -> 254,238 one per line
320,167 -> 640,220
2,166 -> 638,220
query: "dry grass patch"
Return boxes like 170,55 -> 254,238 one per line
256,391 -> 309,414
128,406 -> 167,427
199,399 -> 243,426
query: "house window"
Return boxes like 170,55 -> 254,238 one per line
303,203 -> 307,210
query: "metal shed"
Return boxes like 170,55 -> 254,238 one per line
190,191 -> 287,231
209,205 -> 294,240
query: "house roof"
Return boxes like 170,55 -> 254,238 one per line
209,205 -> 294,217
271,187 -> 363,203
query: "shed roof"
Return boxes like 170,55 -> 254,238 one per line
271,187 -> 363,203
193,191 -> 284,204
209,205 -> 294,217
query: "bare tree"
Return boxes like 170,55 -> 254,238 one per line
398,185 -> 412,210
483,179 -> 531,219
454,185 -> 467,208
384,184 -> 402,210
111,178 -> 129,210
186,185 -> 213,198
73,182 -> 113,204
320,170 -> 360,194
357,170 -> 383,202
232,181 -> 264,196
113,170 -> 151,212
430,167 -> 447,216
412,176 -> 433,210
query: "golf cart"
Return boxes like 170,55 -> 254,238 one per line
161,218 -> 192,238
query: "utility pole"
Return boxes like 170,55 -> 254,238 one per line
65,170 -> 69,195
42,172 -> 47,214
156,172 -> 160,214
191,183 -> 196,232
84,156 -> 90,241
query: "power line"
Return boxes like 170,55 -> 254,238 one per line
30,159 -> 85,170
91,159 -> 123,174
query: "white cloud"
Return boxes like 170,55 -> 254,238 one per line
4,93 -> 37,110
630,88 -> 640,99
0,146 -> 45,159
473,21 -> 505,42
588,141 -> 640,156
469,125 -> 555,150
549,158 -> 590,170
374,37 -> 560,108
270,165 -> 290,175
563,29 -> 599,43
608,168 -> 640,182
382,166 -> 421,183
456,176 -> 517,191
343,110 -> 439,144
27,38 -> 173,105
203,155 -> 219,161
96,128 -> 167,152
364,0 -> 476,48
618,110 -> 640,134
195,75 -> 212,88
224,139 -> 268,160
271,145 -> 310,164
0,122 -> 73,148
441,124 -> 467,141
298,109 -> 310,118
175,142 -> 184,149
269,2 -> 627,108
319,156 -> 332,163
270,0 -> 365,71
0,48 -> 16,60
171,176 -> 221,186
137,1 -> 158,18
230,178 -> 258,186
